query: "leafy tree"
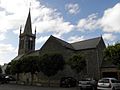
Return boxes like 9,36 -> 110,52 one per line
104,43 -> 120,68
10,60 -> 22,82
0,65 -> 2,74
21,56 -> 39,85
39,53 -> 65,86
5,65 -> 11,75
68,54 -> 86,79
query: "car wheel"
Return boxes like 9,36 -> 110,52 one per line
93,86 -> 97,90
68,84 -> 71,87
112,87 -> 115,90
79,87 -> 83,90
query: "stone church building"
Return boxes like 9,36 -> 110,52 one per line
12,10 -> 108,82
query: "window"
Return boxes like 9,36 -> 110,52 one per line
111,79 -> 120,83
28,39 -> 31,50
28,38 -> 33,50
99,79 -> 109,83
20,39 -> 24,49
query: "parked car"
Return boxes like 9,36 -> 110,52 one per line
60,77 -> 77,87
0,74 -> 7,84
78,78 -> 97,90
5,75 -> 16,82
97,78 -> 120,90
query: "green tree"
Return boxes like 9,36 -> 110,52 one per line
10,60 -> 22,82
68,54 -> 86,80
21,56 -> 39,85
39,53 -> 65,86
5,65 -> 11,75
104,43 -> 120,68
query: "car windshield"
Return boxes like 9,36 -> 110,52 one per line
111,80 -> 120,83
99,79 -> 109,83
81,78 -> 93,81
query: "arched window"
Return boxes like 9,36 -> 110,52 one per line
28,37 -> 33,50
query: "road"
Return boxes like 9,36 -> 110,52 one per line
0,84 -> 78,90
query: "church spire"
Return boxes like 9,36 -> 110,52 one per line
18,9 -> 36,55
23,9 -> 32,35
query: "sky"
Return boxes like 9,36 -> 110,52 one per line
0,0 -> 120,65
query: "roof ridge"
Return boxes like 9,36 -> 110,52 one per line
71,36 -> 103,50
50,35 -> 74,49
71,36 -> 101,44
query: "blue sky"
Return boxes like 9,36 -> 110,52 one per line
0,0 -> 120,65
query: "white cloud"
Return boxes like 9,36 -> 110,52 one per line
76,3 -> 120,33
68,35 -> 85,43
100,3 -> 120,33
36,36 -> 49,44
0,33 -> 6,41
32,5 -> 75,35
103,33 -> 117,41
9,0 -> 75,37
77,13 -> 99,31
0,0 -> 120,65
0,0 -> 29,31
34,16 -> 75,35
0,44 -> 17,65
65,3 -> 80,15
0,44 -> 15,53
0,0 -> 75,65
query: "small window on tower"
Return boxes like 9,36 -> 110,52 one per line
20,39 -> 24,49
28,37 -> 33,50
30,37 -> 33,40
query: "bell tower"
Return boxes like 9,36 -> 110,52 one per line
18,10 -> 36,55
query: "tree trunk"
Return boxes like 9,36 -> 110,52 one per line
16,73 -> 19,84
77,73 -> 79,90
31,73 -> 34,85
48,77 -> 50,87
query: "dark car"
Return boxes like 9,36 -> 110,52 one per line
78,78 -> 97,90
5,75 -> 16,82
60,77 -> 77,87
0,74 -> 7,84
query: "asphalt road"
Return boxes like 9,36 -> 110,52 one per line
0,84 -> 78,90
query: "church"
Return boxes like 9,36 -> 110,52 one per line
12,10 -> 107,82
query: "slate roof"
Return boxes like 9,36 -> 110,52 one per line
46,36 -> 102,51
71,37 -> 102,50
12,54 -> 24,61
49,35 -> 74,49
23,10 -> 32,35
13,50 -> 39,61
26,50 -> 40,56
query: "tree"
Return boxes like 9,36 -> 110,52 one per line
5,65 -> 11,75
10,60 -> 22,82
39,53 -> 65,86
104,43 -> 120,68
68,54 -> 86,80
21,56 -> 39,85
0,65 -> 2,74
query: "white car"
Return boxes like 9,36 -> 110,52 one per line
78,78 -> 97,90
97,78 -> 120,90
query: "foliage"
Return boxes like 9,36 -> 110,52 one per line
104,43 -> 120,66
21,56 -> 39,85
0,65 -> 2,74
21,56 -> 39,74
10,60 -> 22,75
39,53 -> 65,77
5,56 -> 39,84
69,54 -> 86,74
5,65 -> 11,75
7,60 -> 23,82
